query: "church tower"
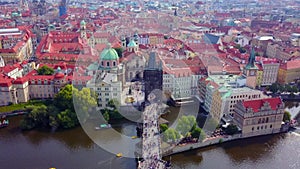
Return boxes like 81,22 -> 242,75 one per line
133,31 -> 139,46
80,20 -> 87,40
127,39 -> 138,53
244,47 -> 258,89
121,36 -> 126,50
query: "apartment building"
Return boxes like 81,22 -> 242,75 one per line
234,97 -> 284,137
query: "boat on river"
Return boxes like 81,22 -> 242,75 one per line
116,153 -> 123,157
95,124 -> 111,130
0,116 -> 9,128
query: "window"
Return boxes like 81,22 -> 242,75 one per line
270,125 -> 272,128
113,61 -> 116,66
252,127 -> 254,131
257,126 -> 259,130
107,62 -> 110,67
266,117 -> 269,123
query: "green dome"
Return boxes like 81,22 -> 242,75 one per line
80,20 -> 86,26
100,44 -> 119,61
56,67 -> 61,72
48,24 -> 55,30
128,40 -> 137,47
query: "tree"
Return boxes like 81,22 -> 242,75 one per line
29,104 -> 49,127
57,109 -> 78,129
176,115 -> 197,136
284,84 -> 292,92
54,84 -> 74,111
269,83 -> 279,93
108,99 -> 120,109
160,124 -> 168,133
73,87 -> 97,122
291,86 -> 299,93
37,65 -> 54,75
191,127 -> 206,141
225,124 -> 239,135
113,47 -> 123,58
283,111 -> 291,122
20,105 -> 49,130
103,110 -> 110,122
163,128 -> 181,143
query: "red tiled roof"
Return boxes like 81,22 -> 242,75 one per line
0,74 -> 13,87
12,77 -> 28,84
242,97 -> 282,113
280,60 -> 300,70
54,73 -> 65,79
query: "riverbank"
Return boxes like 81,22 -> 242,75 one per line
162,129 -> 289,157
0,100 -> 50,114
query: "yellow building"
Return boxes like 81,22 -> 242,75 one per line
210,87 -> 224,123
256,64 -> 263,87
278,60 -> 300,84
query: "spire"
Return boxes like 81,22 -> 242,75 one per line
246,47 -> 256,69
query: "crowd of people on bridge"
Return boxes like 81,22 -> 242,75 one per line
138,104 -> 171,169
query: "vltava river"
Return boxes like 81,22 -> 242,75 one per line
0,101 -> 299,169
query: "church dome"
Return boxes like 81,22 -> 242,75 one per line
100,44 -> 119,61
128,40 -> 137,47
80,20 -> 86,26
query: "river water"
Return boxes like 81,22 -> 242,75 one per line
0,101 -> 299,169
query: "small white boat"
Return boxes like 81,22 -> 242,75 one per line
95,124 -> 112,130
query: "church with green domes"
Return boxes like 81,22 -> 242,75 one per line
86,43 -> 125,108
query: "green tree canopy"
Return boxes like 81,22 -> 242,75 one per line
20,105 -> 49,130
269,83 -> 279,93
176,115 -> 197,136
20,85 -> 96,130
191,127 -> 206,141
163,128 -> 181,143
160,124 -> 169,133
37,65 -> 55,75
57,109 -> 78,129
54,84 -> 74,111
225,124 -> 239,135
283,111 -> 291,122
73,87 -> 97,123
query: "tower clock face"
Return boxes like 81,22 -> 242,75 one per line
250,70 -> 255,76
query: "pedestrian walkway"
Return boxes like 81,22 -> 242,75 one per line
137,103 -> 171,169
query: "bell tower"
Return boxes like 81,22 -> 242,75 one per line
244,47 -> 258,89
80,20 -> 87,40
